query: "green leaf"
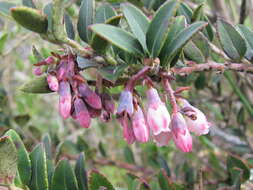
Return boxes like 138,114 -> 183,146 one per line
98,64 -> 128,83
0,136 -> 17,184
158,170 -> 173,190
160,21 -> 207,66
88,170 -> 115,190
42,134 -> 52,160
157,155 -> 171,177
177,2 -> 192,23
184,40 -> 205,63
191,3 -> 204,22
77,0 -> 94,43
43,3 -> 53,32
0,33 -> 8,54
19,76 -> 52,94
194,73 -> 206,89
146,0 -> 178,57
90,24 -> 143,56
14,114 -> 30,126
227,155 -> 250,183
11,6 -> 48,33
217,20 -> 247,61
91,15 -> 122,54
75,153 -> 88,190
5,130 -> 31,186
98,142 -> 107,157
95,4 -> 116,23
22,0 -> 36,8
32,46 -> 44,62
122,3 -> 149,51
0,2 -> 16,16
29,144 -> 48,190
55,140 -> 79,161
64,13 -> 75,40
76,56 -> 100,69
124,146 -> 135,164
51,159 -> 78,190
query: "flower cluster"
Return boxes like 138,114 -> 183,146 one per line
33,53 -> 115,128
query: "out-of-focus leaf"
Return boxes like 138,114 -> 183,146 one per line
157,155 -> 171,177
77,0 -> 94,43
19,76 -> 52,94
22,0 -> 36,8
0,33 -> 8,54
55,140 -> 79,160
95,4 -> 116,23
195,73 -> 206,89
51,159 -> 78,190
29,144 -> 48,190
191,3 -> 204,22
75,153 -> 88,190
90,24 -> 144,56
98,141 -> 107,157
5,130 -> 31,186
0,2 -> 16,16
122,3 -> 149,51
64,13 -> 75,40
158,170 -> 173,190
14,114 -> 30,126
146,0 -> 178,57
177,2 -> 192,23
43,3 -> 52,32
237,107 -> 245,125
76,56 -> 100,69
32,46 -> 44,62
124,146 -> 135,164
0,136 -> 17,184
217,20 -> 247,61
11,6 -> 48,33
98,64 -> 128,83
138,181 -> 150,190
88,170 -> 115,190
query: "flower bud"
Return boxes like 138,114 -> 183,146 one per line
58,81 -> 72,119
47,74 -> 59,92
117,90 -> 134,116
78,84 -> 102,110
45,56 -> 54,64
119,115 -> 136,144
146,87 -> 171,135
171,112 -> 192,152
101,93 -> 115,114
33,67 -> 43,76
73,98 -> 91,128
132,106 -> 149,143
153,132 -> 172,147
57,60 -> 68,81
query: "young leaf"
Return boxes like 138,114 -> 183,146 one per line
22,0 -> 36,8
95,4 -> 116,23
77,0 -> 94,43
122,3 -> 150,51
160,21 -> 207,66
75,153 -> 88,190
64,13 -> 75,40
51,159 -> 78,190
19,76 -> 52,94
88,170 -> 115,190
217,20 -> 247,61
11,6 -> 48,33
90,24 -> 144,56
29,144 -> 48,190
146,0 -> 178,57
5,129 -> 31,186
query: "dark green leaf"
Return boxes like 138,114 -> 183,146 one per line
42,134 -> 52,160
158,170 -> 173,190
95,4 -> 116,23
160,21 -> 207,66
29,144 -> 48,190
146,0 -> 178,57
5,130 -> 31,186
0,2 -> 16,16
194,73 -> 206,89
124,146 -> 135,164
90,24 -> 143,56
77,0 -> 94,43
122,3 -> 149,51
191,3 -> 204,22
217,20 -> 247,61
19,76 -> 52,94
237,107 -> 245,125
22,0 -> 36,8
98,142 -> 107,157
75,153 -> 88,190
177,2 -> 192,23
88,170 -> 115,190
64,13 -> 75,40
51,159 -> 78,190
184,40 -> 205,63
14,114 -> 30,126
0,33 -> 8,54
0,136 -> 17,184
11,6 -> 48,33
98,64 -> 128,83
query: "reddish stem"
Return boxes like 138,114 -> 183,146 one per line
162,78 -> 178,114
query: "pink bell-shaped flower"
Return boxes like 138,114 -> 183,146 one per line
146,87 -> 171,136
73,98 -> 91,128
58,81 -> 72,119
47,74 -> 59,92
132,106 -> 149,143
153,132 -> 172,147
33,67 -> 43,76
119,114 -> 136,144
171,112 -> 192,152
117,90 -> 134,116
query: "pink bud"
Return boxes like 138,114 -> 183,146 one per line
132,106 -> 149,143
74,98 -> 91,128
153,132 -> 172,147
101,93 -> 115,114
45,56 -> 54,64
33,67 -> 43,76
58,81 -> 72,119
117,90 -> 134,116
78,84 -> 102,110
119,115 -> 136,144
47,75 -> 59,92
146,87 -> 171,135
57,60 -> 68,81
171,112 -> 192,152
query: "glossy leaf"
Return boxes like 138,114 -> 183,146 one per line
75,153 -> 88,190
88,170 -> 115,190
146,0 -> 178,57
160,21 -> 207,66
95,4 -> 116,23
122,3 -> 149,51
5,129 -> 31,186
29,144 -> 48,190
22,0 -> 36,8
64,13 -> 75,40
19,76 -> 52,94
217,20 -> 247,61
51,159 -> 78,190
90,24 -> 143,56
11,6 -> 48,33
77,0 -> 94,43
